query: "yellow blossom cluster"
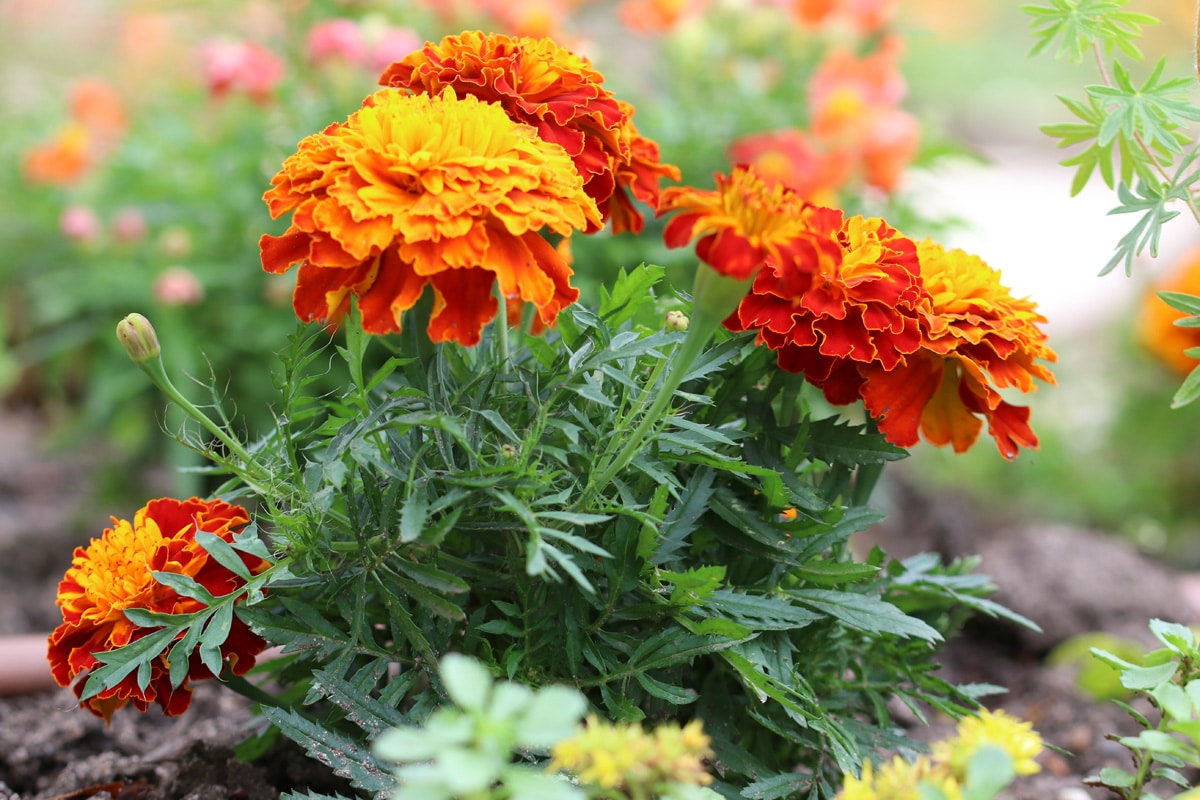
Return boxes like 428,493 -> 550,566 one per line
837,709 -> 1043,799
548,715 -> 713,792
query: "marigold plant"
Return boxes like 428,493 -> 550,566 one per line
47,497 -> 270,722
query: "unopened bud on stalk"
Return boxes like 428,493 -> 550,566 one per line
665,310 -> 690,332
116,313 -> 161,364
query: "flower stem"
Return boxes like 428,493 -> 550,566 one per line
574,265 -> 753,511
136,354 -> 271,492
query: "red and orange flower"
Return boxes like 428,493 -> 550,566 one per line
858,241 -> 1056,458
48,497 -> 270,722
260,88 -> 601,344
379,30 -> 679,234
1137,244 -> 1200,376
660,165 -> 815,281
726,208 -> 925,403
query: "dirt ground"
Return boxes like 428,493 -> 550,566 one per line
0,409 -> 1194,799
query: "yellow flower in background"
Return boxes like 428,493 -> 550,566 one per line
260,88 -> 600,345
935,708 -> 1044,778
547,714 -> 713,791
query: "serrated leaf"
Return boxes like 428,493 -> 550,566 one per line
634,671 -> 699,704
788,588 -> 942,642
1172,364 -> 1200,408
599,263 -> 665,327
262,706 -> 395,794
150,570 -> 217,605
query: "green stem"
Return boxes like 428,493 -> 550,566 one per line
137,354 -> 271,492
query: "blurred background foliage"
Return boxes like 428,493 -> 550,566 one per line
4,0 -> 1200,562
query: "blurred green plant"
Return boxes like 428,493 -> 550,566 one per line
1025,0 -> 1200,409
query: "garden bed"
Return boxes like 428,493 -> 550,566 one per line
0,409 -> 1191,799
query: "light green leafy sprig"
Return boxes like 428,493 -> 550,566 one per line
1087,619 -> 1200,798
1026,0 -> 1200,276
373,654 -> 588,800
1024,0 -> 1157,62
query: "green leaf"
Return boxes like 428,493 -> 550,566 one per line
1172,364 -> 1200,408
1095,766 -> 1137,788
808,416 -> 908,466
1158,291 -> 1200,316
1149,618 -> 1198,655
440,653 -> 493,712
788,589 -> 942,642
194,530 -> 253,581
634,671 -> 699,704
262,706 -> 395,794
705,590 -> 821,631
150,570 -> 217,605
599,263 -> 664,328
1024,0 -> 1158,62
741,771 -> 811,800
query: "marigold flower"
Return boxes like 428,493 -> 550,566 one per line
660,165 -> 815,281
379,30 -> 679,234
726,207 -> 925,404
48,497 -> 270,722
858,241 -> 1056,459
261,89 -> 599,344
618,0 -> 709,32
1138,244 -> 1200,376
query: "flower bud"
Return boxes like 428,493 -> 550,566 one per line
116,313 -> 161,364
664,310 -> 690,332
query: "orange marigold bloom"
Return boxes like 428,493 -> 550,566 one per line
379,30 -> 679,234
1137,244 -> 1200,376
859,241 -> 1056,459
659,165 -> 814,281
48,497 -> 270,722
726,207 -> 924,403
260,89 -> 601,345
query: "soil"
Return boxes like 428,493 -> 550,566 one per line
0,409 -> 1195,800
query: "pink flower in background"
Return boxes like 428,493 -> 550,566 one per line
112,208 -> 148,244
60,205 -> 101,243
307,18 -> 421,75
199,38 -> 285,104
154,266 -> 205,306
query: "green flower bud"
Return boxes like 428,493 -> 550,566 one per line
665,310 -> 690,332
116,313 -> 161,364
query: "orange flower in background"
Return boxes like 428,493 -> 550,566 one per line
23,78 -> 127,187
784,0 -> 897,32
659,165 -> 814,280
618,0 -> 710,32
726,208 -> 924,403
260,89 -> 600,345
859,241 -> 1056,459
808,39 -> 919,192
728,129 -> 854,207
379,30 -> 679,234
48,497 -> 270,722
1138,244 -> 1200,376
